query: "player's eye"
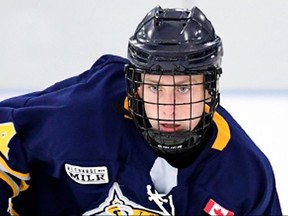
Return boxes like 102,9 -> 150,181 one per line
178,86 -> 190,94
149,85 -> 160,93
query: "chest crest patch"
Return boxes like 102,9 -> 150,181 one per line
83,182 -> 174,216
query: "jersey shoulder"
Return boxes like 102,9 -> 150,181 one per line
192,105 -> 278,214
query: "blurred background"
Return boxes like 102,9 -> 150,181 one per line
1,0 -> 287,213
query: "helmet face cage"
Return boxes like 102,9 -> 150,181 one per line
125,65 -> 221,154
125,6 -> 223,154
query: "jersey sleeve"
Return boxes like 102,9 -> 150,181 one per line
247,159 -> 282,215
0,54 -> 128,215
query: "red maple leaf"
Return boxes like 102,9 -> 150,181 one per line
214,208 -> 224,216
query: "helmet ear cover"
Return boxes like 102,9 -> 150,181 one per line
205,68 -> 222,94
204,68 -> 222,112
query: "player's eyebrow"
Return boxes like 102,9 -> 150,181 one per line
142,75 -> 203,85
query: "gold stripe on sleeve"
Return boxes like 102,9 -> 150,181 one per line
0,170 -> 19,197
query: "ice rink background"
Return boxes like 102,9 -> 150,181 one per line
1,0 -> 287,213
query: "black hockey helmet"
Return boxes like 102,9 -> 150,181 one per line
125,6 -> 223,155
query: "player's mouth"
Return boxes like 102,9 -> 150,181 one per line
159,123 -> 182,132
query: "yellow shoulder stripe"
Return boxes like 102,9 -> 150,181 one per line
124,97 -> 132,119
208,106 -> 231,151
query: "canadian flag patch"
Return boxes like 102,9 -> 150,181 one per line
204,199 -> 234,216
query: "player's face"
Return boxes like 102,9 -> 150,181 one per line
138,74 -> 205,132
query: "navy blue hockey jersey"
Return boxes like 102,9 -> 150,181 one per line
0,55 -> 282,215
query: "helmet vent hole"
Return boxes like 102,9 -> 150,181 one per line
155,65 -> 162,71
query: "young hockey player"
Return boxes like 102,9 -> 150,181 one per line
0,6 -> 282,215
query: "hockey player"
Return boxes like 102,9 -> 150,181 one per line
0,6 -> 282,215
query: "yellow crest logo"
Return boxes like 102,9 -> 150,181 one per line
0,122 -> 16,160
83,183 -> 168,216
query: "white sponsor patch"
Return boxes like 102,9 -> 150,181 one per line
65,164 -> 109,184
